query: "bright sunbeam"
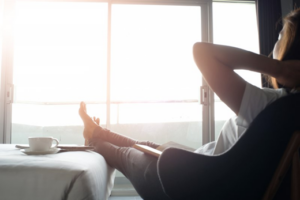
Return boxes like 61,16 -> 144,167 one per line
12,3 -> 203,126
111,5 -> 201,102
13,2 -> 108,103
10,2 -> 259,128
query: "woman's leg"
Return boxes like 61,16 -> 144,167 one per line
93,139 -> 170,200
79,102 -> 160,148
79,102 -> 168,199
91,126 -> 160,148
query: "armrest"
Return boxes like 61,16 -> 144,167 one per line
157,148 -> 224,200
157,93 -> 300,200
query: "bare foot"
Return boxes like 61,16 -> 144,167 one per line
79,102 -> 98,141
93,116 -> 100,125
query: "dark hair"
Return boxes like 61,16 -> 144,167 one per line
268,8 -> 300,88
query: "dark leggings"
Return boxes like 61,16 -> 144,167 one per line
90,127 -> 171,200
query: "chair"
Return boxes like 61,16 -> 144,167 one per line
157,93 -> 300,200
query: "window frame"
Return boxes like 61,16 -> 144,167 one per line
0,0 -> 213,144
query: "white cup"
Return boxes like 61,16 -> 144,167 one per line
28,137 -> 59,151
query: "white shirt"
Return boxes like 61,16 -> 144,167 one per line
195,83 -> 288,155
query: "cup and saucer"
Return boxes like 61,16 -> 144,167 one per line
21,137 -> 61,155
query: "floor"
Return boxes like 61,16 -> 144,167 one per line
109,196 -> 142,200
110,175 -> 142,199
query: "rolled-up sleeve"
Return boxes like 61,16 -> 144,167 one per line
236,83 -> 287,129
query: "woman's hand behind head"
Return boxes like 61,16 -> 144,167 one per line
276,60 -> 300,89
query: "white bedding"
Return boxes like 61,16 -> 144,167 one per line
0,144 -> 115,200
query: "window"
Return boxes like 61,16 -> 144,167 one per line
11,2 -> 108,144
1,0 -> 260,151
4,1 -> 211,148
110,4 -> 202,147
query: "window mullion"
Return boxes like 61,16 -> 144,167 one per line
0,0 -> 5,144
201,1 -> 214,145
1,0 -> 15,144
106,1 -> 112,129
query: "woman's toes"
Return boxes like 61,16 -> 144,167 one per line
92,116 -> 100,125
79,102 -> 92,123
79,102 -> 98,140
80,101 -> 87,113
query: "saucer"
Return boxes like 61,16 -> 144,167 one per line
20,148 -> 61,155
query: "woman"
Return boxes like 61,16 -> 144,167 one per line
79,8 -> 300,200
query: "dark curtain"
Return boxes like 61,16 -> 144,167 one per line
295,0 -> 300,8
257,0 -> 282,88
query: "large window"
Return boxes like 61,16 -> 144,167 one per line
12,2 -> 108,144
4,1 -> 210,149
110,4 -> 202,147
1,0 -> 260,149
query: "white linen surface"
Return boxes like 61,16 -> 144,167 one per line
0,144 -> 115,200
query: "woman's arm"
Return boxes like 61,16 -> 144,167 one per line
193,42 -> 281,115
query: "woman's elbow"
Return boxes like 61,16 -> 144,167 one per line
193,42 -> 203,54
193,42 -> 212,55
193,42 -> 212,67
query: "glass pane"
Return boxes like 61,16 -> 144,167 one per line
11,2 -> 108,144
213,2 -> 260,138
111,5 -> 202,148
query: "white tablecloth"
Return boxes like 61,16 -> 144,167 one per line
0,144 -> 115,200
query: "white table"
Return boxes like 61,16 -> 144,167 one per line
0,144 -> 115,200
